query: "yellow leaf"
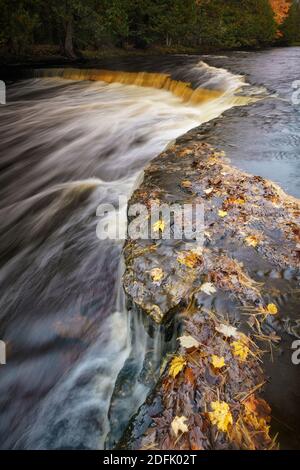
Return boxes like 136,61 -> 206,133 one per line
177,251 -> 202,269
181,180 -> 192,189
231,340 -> 249,362
211,355 -> 226,369
218,210 -> 228,218
171,415 -> 189,437
153,220 -> 165,233
150,268 -> 164,282
208,401 -> 233,433
267,303 -> 278,315
235,198 -> 246,205
169,355 -> 186,379
226,196 -> 246,206
245,235 -> 259,247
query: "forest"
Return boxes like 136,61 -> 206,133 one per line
0,0 -> 300,60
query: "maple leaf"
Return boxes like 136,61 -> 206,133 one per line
231,340 -> 250,362
266,303 -> 278,315
153,220 -> 165,233
245,235 -> 260,247
215,323 -> 240,339
171,415 -> 189,437
178,335 -> 200,349
218,210 -> 228,218
208,401 -> 233,433
200,282 -> 216,295
150,268 -> 164,282
169,355 -> 186,378
177,251 -> 202,269
211,355 -> 226,369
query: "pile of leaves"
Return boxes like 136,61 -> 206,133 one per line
122,312 -> 276,450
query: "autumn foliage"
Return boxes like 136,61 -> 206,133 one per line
269,0 -> 292,23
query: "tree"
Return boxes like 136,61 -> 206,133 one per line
0,0 -> 40,54
196,0 -> 276,48
280,0 -> 300,43
270,0 -> 292,24
48,1 -> 99,58
148,0 -> 197,47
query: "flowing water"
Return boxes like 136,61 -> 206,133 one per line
0,48 -> 299,449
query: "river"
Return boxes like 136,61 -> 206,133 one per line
0,47 -> 299,449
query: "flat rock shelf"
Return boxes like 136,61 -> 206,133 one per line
120,124 -> 300,450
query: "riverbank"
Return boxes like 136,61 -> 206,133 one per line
120,124 -> 300,450
0,45 -> 206,68
0,43 -> 291,68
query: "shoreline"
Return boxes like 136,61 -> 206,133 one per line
0,43 -> 292,70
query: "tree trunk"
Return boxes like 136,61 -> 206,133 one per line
64,18 -> 76,59
166,34 -> 172,47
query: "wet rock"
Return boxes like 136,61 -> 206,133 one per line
121,128 -> 300,450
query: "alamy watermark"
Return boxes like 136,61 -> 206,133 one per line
0,340 -> 6,365
96,196 -> 204,243
291,340 -> 300,365
0,80 -> 6,105
291,80 -> 300,105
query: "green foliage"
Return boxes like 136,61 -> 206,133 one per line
0,0 -> 40,53
197,0 -> 276,49
280,0 -> 300,44
0,0 -> 289,57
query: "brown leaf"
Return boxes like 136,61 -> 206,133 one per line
184,367 -> 196,386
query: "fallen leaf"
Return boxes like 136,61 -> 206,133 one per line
211,355 -> 226,369
153,220 -> 165,233
184,367 -> 196,386
244,395 -> 271,421
150,268 -> 164,282
231,340 -> 250,362
215,323 -> 240,339
200,282 -> 217,295
208,401 -> 233,433
218,210 -> 228,218
266,303 -> 278,315
171,415 -> 189,437
245,235 -> 260,248
204,187 -> 214,195
181,180 -> 193,189
178,335 -> 200,349
225,196 -> 246,206
177,251 -> 202,269
169,355 -> 187,378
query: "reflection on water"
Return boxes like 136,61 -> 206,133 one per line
0,63 -> 245,449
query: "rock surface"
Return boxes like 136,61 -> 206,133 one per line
120,125 -> 300,450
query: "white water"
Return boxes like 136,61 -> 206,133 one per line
0,64 -> 248,449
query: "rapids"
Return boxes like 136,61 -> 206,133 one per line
0,60 -> 247,449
